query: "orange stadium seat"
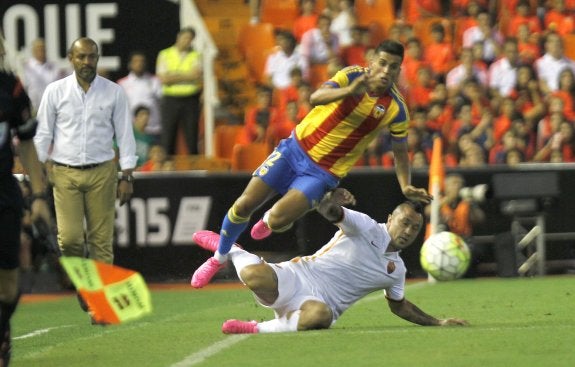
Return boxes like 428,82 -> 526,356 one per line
564,34 -> 575,61
238,23 -> 277,83
355,0 -> 396,33
231,142 -> 271,172
260,0 -> 300,30
214,124 -> 244,161
238,22 -> 276,56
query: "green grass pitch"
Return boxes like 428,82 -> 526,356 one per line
11,276 -> 575,367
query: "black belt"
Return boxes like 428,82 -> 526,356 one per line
52,161 -> 103,170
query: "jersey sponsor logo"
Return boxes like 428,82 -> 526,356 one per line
387,261 -> 396,274
369,240 -> 379,249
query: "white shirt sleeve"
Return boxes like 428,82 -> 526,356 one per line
34,83 -> 57,163
113,87 -> 138,170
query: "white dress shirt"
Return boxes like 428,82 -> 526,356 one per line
534,53 -> 575,92
117,71 -> 163,135
488,57 -> 517,97
34,73 -> 138,170
300,28 -> 339,64
265,49 -> 309,89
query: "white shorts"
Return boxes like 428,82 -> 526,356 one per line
255,261 -> 325,319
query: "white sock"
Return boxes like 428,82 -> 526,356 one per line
257,310 -> 300,333
229,246 -> 262,282
213,251 -> 229,264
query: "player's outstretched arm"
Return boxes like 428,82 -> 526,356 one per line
317,188 -> 356,223
386,297 -> 468,326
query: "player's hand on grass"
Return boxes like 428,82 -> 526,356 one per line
439,318 -> 469,326
402,185 -> 433,204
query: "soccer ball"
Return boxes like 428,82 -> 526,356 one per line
420,231 -> 471,281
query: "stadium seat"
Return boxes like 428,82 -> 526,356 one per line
355,0 -> 396,32
238,23 -> 277,83
260,0 -> 300,30
231,142 -> 271,171
238,22 -> 276,56
564,34 -> 575,61
214,124 -> 244,161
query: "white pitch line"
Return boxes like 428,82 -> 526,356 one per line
169,282 -> 429,366
169,335 -> 251,367
13,324 -> 76,340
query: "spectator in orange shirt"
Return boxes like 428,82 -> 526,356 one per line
339,26 -> 368,67
423,22 -> 456,78
276,67 -> 304,116
401,37 -> 427,88
489,129 -> 521,164
407,66 -> 434,109
532,121 -> 575,162
517,23 -> 542,64
238,86 -> 282,147
536,97 -> 566,150
506,0 -> 542,37
511,119 -> 536,160
492,97 -> 518,144
509,64 -> 545,128
544,0 -> 575,36
293,0 -> 319,43
552,68 -> 575,121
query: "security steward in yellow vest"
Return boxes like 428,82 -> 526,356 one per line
156,27 -> 202,155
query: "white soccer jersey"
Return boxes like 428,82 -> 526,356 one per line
285,207 -> 406,321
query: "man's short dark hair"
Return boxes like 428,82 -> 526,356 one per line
375,40 -> 404,60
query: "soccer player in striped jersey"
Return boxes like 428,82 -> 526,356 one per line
193,188 -> 468,333
191,40 -> 433,289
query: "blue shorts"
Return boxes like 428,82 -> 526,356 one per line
253,136 -> 339,207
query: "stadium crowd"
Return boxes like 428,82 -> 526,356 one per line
237,0 -> 575,169
9,0 -> 575,175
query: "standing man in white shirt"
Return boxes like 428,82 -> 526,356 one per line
534,32 -> 575,95
34,37 -> 137,269
192,188 -> 468,334
488,38 -> 520,99
22,38 -> 67,115
117,51 -> 162,142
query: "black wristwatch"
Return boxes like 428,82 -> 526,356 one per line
120,174 -> 134,183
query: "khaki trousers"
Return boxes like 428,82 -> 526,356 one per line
50,160 -> 117,264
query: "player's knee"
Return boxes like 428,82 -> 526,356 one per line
239,263 -> 275,291
298,301 -> 332,331
232,198 -> 257,218
266,211 -> 294,231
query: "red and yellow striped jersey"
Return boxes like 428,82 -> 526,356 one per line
295,66 -> 410,178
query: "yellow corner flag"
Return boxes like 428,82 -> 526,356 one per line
59,257 -> 152,324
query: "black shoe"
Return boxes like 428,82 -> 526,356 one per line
90,315 -> 109,326
0,326 -> 11,367
77,293 -> 89,313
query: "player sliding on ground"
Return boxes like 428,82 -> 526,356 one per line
191,40 -> 432,289
192,188 -> 468,334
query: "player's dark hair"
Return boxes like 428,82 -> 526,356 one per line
375,40 -> 404,60
402,200 -> 423,215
